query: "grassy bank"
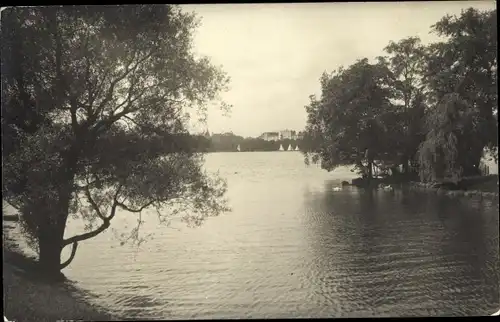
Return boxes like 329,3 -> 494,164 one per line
3,222 -> 116,322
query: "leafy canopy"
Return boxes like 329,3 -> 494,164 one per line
1,5 -> 232,264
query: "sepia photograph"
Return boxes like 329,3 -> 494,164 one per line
1,1 -> 498,320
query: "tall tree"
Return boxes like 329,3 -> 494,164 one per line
383,37 -> 427,176
303,58 -> 394,182
418,8 -> 497,180
1,5 -> 231,279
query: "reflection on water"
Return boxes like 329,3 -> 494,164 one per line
7,152 -> 500,318
303,184 -> 499,317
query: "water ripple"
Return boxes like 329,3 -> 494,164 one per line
10,153 -> 499,318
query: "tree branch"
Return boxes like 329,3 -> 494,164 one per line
121,115 -> 170,136
63,220 -> 111,247
90,65 -> 113,117
116,199 -> 155,213
93,50 -> 154,120
108,185 -> 123,221
84,184 -> 106,221
62,185 -> 123,247
89,84 -> 180,137
60,240 -> 78,269
110,78 -> 154,117
92,67 -> 133,121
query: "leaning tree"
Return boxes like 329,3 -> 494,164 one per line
1,5 -> 231,279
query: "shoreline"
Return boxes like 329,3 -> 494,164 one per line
349,174 -> 499,200
3,222 -> 118,322
406,180 -> 500,200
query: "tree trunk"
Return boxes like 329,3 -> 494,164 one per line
402,155 -> 409,177
367,159 -> 373,185
38,229 -> 64,281
37,180 -> 73,282
364,148 -> 374,185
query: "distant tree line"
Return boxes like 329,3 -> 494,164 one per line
302,8 -> 497,184
191,133 -> 303,152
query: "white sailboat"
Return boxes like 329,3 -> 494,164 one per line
287,144 -> 293,151
295,145 -> 299,151
237,144 -> 241,152
279,144 -> 284,151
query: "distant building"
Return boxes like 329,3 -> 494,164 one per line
296,131 -> 304,140
279,129 -> 296,140
259,132 -> 280,141
259,130 -> 303,141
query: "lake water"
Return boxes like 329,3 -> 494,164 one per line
8,152 -> 500,318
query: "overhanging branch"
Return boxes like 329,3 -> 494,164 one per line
63,185 -> 123,247
62,219 -> 111,247
116,199 -> 155,213
60,240 -> 78,269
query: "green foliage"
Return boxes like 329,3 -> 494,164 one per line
383,37 -> 427,174
419,7 -> 497,179
418,93 -> 467,181
1,5 -> 231,271
302,58 -> 394,177
303,7 -> 497,183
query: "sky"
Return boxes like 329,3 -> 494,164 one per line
183,1 -> 496,138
